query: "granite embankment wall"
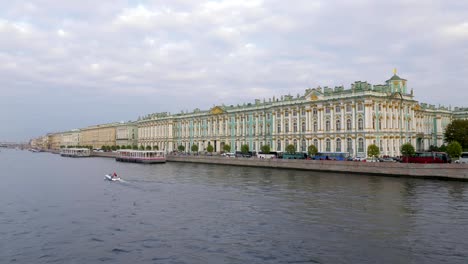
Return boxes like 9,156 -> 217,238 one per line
167,155 -> 468,181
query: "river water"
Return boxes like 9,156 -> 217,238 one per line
1,149 -> 467,264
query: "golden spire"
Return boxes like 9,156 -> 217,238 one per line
393,68 -> 397,75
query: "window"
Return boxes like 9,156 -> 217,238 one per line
313,139 -> 318,148
302,139 -> 306,152
277,123 -> 281,133
285,111 -> 289,117
346,104 -> 352,112
276,112 -> 280,118
293,139 -> 297,151
302,122 -> 306,132
373,117 -> 376,129
326,139 -> 331,152
285,139 -> 289,147
313,122 -> 318,132
347,138 -> 352,153
285,122 -> 289,133
336,120 -> 341,131
313,108 -> 317,116
293,122 -> 298,132
346,119 -> 351,130
335,106 -> 341,113
325,107 -> 331,114
293,110 -> 297,117
358,103 -> 363,111
277,140 -> 281,151
326,120 -> 330,131
266,124 -> 270,135
266,113 -> 270,120
358,138 -> 364,152
336,138 -> 342,152
252,125 -> 256,136
358,118 -> 363,130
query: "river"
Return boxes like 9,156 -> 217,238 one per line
1,149 -> 467,263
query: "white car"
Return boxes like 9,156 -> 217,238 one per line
455,152 -> 468,164
353,156 -> 366,162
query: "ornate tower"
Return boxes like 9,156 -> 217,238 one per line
385,68 -> 408,94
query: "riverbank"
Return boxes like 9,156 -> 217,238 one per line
166,155 -> 468,181
49,150 -> 468,181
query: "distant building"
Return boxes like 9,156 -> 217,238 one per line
80,123 -> 118,149
137,70 -> 459,157
453,107 -> 468,120
61,129 -> 81,147
116,122 -> 138,147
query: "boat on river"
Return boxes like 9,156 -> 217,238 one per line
104,174 -> 122,181
116,150 -> 166,164
60,148 -> 91,157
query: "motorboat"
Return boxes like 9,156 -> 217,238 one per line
105,174 -> 122,182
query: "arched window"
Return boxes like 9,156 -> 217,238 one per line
285,139 -> 289,147
313,108 -> 317,116
326,120 -> 330,131
358,118 -> 363,130
358,138 -> 364,152
336,120 -> 341,131
293,122 -> 298,132
378,118 -> 382,130
267,124 -> 270,135
252,125 -> 256,136
336,138 -> 342,152
373,117 -> 376,129
313,139 -> 318,148
347,138 -> 353,153
302,139 -> 306,152
285,122 -> 289,133
313,122 -> 318,132
302,122 -> 306,132
277,123 -> 281,133
326,139 -> 331,152
293,139 -> 297,151
346,119 -> 352,130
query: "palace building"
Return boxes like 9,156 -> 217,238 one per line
137,70 -> 455,157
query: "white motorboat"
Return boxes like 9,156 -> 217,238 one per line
105,174 -> 122,182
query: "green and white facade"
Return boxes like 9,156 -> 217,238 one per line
136,71 -> 459,157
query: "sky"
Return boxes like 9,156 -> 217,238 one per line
1,0 -> 467,142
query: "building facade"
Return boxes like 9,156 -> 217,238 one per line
116,122 -> 138,147
137,71 -> 459,157
80,123 -> 118,149
61,129 -> 81,147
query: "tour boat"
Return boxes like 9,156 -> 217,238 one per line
60,148 -> 91,157
115,150 -> 166,164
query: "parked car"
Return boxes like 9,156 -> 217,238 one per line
353,156 -> 366,162
379,157 -> 396,162
455,152 -> 468,164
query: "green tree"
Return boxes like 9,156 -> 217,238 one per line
178,145 -> 185,152
206,144 -> 214,153
439,144 -> 447,152
223,144 -> 231,153
116,145 -> 121,150
307,145 -> 318,157
146,145 -> 152,150
191,144 -> 199,153
261,144 -> 271,154
285,144 -> 296,154
444,120 -> 468,149
139,145 -> 145,150
111,145 -> 117,151
241,144 -> 249,154
101,145 -> 106,151
401,143 -> 415,157
60,145 -> 65,149
367,144 -> 380,158
153,145 -> 159,150
132,145 -> 138,150
125,145 -> 131,149
428,145 -> 439,152
446,141 -> 462,159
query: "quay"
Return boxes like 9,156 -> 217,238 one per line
49,150 -> 468,181
166,155 -> 468,181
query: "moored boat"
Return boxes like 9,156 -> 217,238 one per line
116,150 -> 166,164
60,148 -> 91,157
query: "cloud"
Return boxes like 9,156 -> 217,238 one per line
0,1 -> 467,141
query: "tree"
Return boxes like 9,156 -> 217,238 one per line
146,145 -> 152,150
241,144 -> 249,154
439,144 -> 447,152
111,145 -> 117,151
307,145 -> 318,157
153,145 -> 159,150
444,120 -> 468,150
446,141 -> 462,159
139,145 -> 145,150
285,144 -> 296,154
207,144 -> 214,153
428,145 -> 439,152
178,145 -> 185,152
116,145 -> 121,150
223,144 -> 231,153
191,144 -> 199,153
101,145 -> 106,151
132,145 -> 138,150
261,144 -> 270,154
367,144 -> 380,158
401,143 -> 415,157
